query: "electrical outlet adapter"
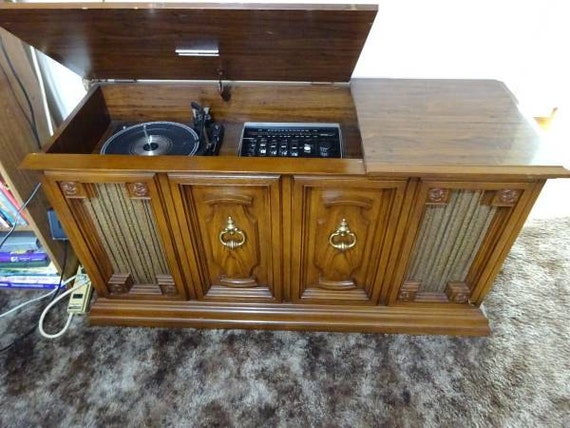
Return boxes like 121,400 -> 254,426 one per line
67,281 -> 92,315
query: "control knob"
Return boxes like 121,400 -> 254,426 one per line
319,141 -> 332,157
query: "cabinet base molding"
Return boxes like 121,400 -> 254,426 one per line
88,299 -> 490,336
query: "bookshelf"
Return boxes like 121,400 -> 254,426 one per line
0,28 -> 73,275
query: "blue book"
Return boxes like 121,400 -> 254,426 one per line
0,250 -> 48,263
0,232 -> 41,252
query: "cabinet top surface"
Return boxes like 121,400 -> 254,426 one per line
352,79 -> 570,177
0,2 -> 376,83
19,79 -> 570,179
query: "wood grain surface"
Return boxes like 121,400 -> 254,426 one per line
0,3 -> 377,82
351,79 -> 570,177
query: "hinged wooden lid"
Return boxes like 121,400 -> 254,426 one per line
0,3 -> 377,82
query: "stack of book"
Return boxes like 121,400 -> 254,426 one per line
0,180 -> 61,289
0,179 -> 28,229
0,232 -> 60,289
0,267 -> 61,289
0,248 -> 49,268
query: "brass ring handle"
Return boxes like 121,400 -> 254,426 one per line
219,216 -> 246,249
328,218 -> 356,251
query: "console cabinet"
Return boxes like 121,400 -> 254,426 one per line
37,167 -> 547,336
2,3 -> 569,335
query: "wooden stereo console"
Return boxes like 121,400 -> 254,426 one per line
1,3 -> 568,335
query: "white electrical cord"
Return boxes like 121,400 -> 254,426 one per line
0,287 -> 57,319
0,274 -> 80,319
38,276 -> 89,339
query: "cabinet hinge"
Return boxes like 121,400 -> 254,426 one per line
85,78 -> 138,89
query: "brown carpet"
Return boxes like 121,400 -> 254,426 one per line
1,217 -> 569,427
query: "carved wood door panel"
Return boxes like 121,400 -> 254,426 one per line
389,180 -> 543,306
169,174 -> 281,302
291,177 -> 407,304
42,172 -> 189,300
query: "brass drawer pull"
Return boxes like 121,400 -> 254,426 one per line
328,218 -> 356,251
219,216 -> 246,249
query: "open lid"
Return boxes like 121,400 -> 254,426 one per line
0,3 -> 377,82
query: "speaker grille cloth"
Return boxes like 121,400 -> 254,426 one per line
406,190 -> 497,293
82,183 -> 170,285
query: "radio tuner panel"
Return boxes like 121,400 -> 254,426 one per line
238,123 -> 343,158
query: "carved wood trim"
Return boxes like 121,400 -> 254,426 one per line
491,189 -> 521,207
59,181 -> 89,199
445,281 -> 471,304
301,287 -> 370,302
218,276 -> 258,288
316,277 -> 357,290
127,284 -> 163,296
413,292 -> 451,303
156,274 -> 177,295
426,188 -> 450,205
292,178 -> 408,305
126,182 -> 150,199
398,281 -> 420,302
204,194 -> 253,206
187,183 -> 271,297
322,194 -> 374,209
208,210 -> 260,287
204,284 -> 274,300
107,273 -> 134,295
312,214 -> 365,292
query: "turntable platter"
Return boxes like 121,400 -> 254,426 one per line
100,121 -> 200,156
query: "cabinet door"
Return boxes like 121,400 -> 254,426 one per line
291,177 -> 406,304
389,180 -> 543,305
169,174 -> 281,302
42,172 -> 189,300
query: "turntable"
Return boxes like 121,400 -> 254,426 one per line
101,121 -> 200,156
100,103 -> 224,156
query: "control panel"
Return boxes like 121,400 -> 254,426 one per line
238,123 -> 343,158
